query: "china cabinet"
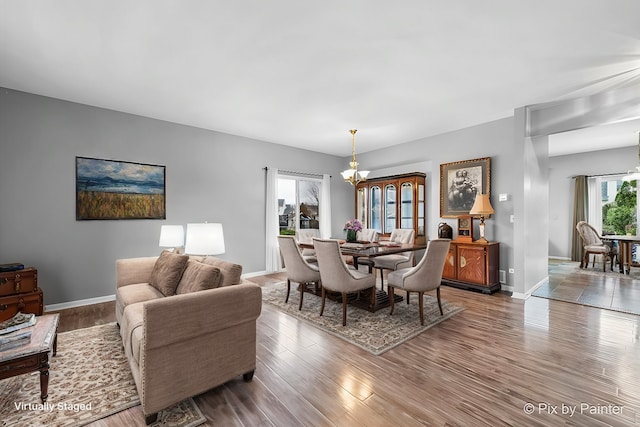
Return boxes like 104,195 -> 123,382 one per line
355,173 -> 426,244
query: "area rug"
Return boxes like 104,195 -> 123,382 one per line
0,323 -> 206,427
262,283 -> 464,355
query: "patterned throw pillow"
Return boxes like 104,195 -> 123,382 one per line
149,250 -> 189,296
175,260 -> 221,294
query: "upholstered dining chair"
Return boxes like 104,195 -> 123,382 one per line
296,229 -> 320,263
352,228 -> 379,273
278,236 -> 321,310
575,221 -> 615,272
313,238 -> 377,326
373,228 -> 416,290
387,239 -> 451,325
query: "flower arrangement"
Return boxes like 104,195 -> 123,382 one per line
343,219 -> 363,232
344,219 -> 362,242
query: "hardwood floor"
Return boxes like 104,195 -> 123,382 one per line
49,270 -> 640,426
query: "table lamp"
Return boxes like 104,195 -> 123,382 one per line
469,194 -> 495,243
158,225 -> 185,253
184,223 -> 226,256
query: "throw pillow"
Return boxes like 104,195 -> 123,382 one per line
149,250 -> 189,296
176,260 -> 221,294
202,257 -> 243,287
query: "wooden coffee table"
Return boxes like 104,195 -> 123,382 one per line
0,313 -> 60,403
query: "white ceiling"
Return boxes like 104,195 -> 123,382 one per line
1,0 -> 639,157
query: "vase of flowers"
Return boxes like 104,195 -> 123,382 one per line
344,219 -> 363,242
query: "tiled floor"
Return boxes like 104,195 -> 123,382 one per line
533,259 -> 640,315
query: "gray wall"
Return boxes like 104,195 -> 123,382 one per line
0,88 -> 352,305
548,146 -> 637,258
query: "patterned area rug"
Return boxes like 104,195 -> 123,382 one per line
0,323 -> 206,427
262,282 -> 464,355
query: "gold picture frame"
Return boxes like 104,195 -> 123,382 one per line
440,157 -> 491,218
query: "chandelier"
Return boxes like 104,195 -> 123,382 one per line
340,129 -> 370,185
622,132 -> 640,182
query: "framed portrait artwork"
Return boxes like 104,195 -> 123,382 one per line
76,156 -> 166,220
440,157 -> 491,218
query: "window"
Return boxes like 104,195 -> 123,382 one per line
599,177 -> 637,236
278,175 -> 322,235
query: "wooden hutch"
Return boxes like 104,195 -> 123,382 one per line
355,172 -> 426,244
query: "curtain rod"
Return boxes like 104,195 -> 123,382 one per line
572,172 -> 628,179
263,166 -> 330,179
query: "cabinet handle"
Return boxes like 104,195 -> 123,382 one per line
0,304 -> 7,312
0,278 -> 7,285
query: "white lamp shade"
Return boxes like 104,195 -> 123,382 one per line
184,223 -> 225,255
159,225 -> 184,248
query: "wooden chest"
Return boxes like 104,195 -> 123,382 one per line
0,288 -> 43,322
0,268 -> 38,297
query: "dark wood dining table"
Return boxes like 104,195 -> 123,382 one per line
601,235 -> 640,274
298,240 -> 427,312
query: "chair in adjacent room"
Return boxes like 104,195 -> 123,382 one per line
575,221 -> 615,272
313,238 -> 376,326
278,236 -> 321,310
387,239 -> 451,325
373,228 -> 416,291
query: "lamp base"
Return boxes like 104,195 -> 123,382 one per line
474,237 -> 489,244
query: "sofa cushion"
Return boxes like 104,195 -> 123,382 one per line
121,303 -> 145,366
202,257 -> 243,287
117,283 -> 164,308
149,250 -> 189,296
175,260 -> 221,294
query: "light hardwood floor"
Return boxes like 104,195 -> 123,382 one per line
48,269 -> 640,426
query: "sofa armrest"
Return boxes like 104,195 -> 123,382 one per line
143,283 -> 262,349
116,256 -> 158,289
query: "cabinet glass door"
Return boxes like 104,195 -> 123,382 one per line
418,183 -> 425,236
400,182 -> 413,229
370,186 -> 382,233
356,187 -> 367,226
384,184 -> 396,233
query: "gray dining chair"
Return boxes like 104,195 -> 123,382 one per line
278,235 -> 321,310
387,239 -> 451,325
373,228 -> 415,290
313,238 -> 376,326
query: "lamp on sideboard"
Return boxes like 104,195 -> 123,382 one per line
469,194 -> 495,243
159,225 -> 185,253
184,223 -> 226,256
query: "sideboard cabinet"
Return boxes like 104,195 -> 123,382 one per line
355,173 -> 426,244
442,240 -> 500,293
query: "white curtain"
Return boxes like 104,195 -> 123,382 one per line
320,174 -> 332,238
587,176 -> 602,233
265,168 -> 281,272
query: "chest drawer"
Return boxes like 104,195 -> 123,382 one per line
0,268 -> 38,297
0,289 -> 43,322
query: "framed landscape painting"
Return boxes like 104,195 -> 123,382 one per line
76,157 -> 166,220
440,157 -> 491,218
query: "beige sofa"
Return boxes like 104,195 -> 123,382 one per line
115,250 -> 262,424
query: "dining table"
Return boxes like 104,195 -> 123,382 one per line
601,235 -> 640,274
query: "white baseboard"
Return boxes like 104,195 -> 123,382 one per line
46,294 -> 115,312
511,276 -> 548,300
549,256 -> 571,261
242,270 -> 271,278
